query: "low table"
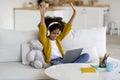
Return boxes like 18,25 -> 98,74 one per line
45,58 -> 120,80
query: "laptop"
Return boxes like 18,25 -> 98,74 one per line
62,48 -> 83,63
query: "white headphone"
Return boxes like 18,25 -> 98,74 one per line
47,22 -> 61,36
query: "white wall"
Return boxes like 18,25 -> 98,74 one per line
0,0 -> 120,30
0,0 -> 30,30
99,0 -> 120,20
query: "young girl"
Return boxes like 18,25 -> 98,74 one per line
39,2 -> 89,65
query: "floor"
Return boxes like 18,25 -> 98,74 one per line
107,34 -> 120,60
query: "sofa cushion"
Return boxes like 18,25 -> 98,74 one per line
0,27 -> 106,62
0,45 -> 20,62
61,27 -> 106,57
0,29 -> 39,45
0,29 -> 39,62
0,62 -> 49,79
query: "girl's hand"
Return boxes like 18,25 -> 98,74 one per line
39,2 -> 48,17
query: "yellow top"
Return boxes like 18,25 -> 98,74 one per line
39,23 -> 72,63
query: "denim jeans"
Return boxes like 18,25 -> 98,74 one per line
50,57 -> 63,65
73,53 -> 89,63
50,53 -> 89,65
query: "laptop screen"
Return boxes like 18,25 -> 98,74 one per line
62,48 -> 83,63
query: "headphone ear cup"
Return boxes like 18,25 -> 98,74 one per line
47,30 -> 50,36
59,31 -> 61,35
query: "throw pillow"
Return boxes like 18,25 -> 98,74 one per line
81,47 -> 99,63
21,43 -> 30,65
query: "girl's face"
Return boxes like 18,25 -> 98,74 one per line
49,29 -> 61,40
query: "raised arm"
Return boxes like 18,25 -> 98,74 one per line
67,3 -> 76,24
57,3 -> 76,41
39,2 -> 47,26
39,2 -> 48,44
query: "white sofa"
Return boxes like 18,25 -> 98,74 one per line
0,27 -> 106,80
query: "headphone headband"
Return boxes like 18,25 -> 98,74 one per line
48,22 -> 61,29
